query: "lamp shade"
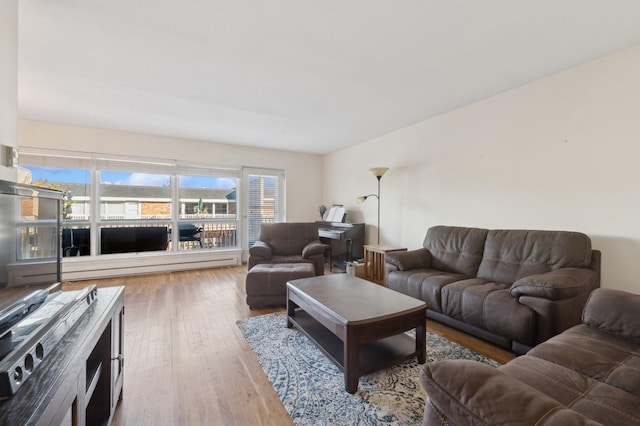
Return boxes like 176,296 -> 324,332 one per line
369,167 -> 389,178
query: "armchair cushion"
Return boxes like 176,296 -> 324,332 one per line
301,241 -> 325,259
582,288 -> 640,338
249,241 -> 272,259
510,268 -> 597,300
385,248 -> 432,271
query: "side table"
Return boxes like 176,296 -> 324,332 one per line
363,245 -> 407,286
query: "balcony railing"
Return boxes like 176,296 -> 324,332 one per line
61,220 -> 239,256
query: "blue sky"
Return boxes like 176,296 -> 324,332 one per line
24,166 -> 237,189
26,166 -> 90,184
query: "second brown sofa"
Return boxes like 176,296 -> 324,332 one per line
420,288 -> 640,425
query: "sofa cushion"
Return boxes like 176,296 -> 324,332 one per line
422,226 -> 488,277
386,269 -> 466,313
583,288 -> 640,338
477,229 -> 592,284
526,324 -> 640,397
499,355 -> 639,425
441,280 -> 535,345
421,360 -> 601,426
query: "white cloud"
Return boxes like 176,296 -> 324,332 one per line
118,173 -> 170,186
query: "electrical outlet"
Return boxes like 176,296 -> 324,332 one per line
4,145 -> 18,168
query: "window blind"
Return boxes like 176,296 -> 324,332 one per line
246,172 -> 284,248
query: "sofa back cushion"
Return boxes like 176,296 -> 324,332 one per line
477,229 -> 592,284
258,222 -> 319,256
422,226 -> 489,277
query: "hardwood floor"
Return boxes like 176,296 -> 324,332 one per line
63,266 -> 515,425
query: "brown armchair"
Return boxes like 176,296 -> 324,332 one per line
248,222 -> 325,275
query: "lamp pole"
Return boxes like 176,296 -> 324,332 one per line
376,175 -> 381,244
357,167 -> 389,246
368,167 -> 388,245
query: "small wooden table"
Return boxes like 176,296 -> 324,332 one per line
286,274 -> 426,393
363,245 -> 407,286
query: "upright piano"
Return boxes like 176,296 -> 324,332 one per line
316,221 -> 365,270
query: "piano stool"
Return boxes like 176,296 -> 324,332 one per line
322,243 -> 332,272
317,221 -> 365,271
245,263 -> 316,308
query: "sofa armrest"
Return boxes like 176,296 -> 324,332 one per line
302,241 -> 325,259
420,360 -> 601,426
385,248 -> 431,271
249,241 -> 272,260
582,288 -> 640,338
510,268 -> 596,300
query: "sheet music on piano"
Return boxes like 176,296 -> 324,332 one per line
325,205 -> 346,223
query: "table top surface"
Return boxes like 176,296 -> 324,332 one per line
287,274 -> 425,324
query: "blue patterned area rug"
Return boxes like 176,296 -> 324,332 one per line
237,311 -> 499,425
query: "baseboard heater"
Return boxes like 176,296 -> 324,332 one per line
60,251 -> 241,281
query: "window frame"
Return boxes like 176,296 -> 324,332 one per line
19,150 -> 250,258
241,166 -> 286,261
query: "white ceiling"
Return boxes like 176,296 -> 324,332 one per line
18,1 -> 640,155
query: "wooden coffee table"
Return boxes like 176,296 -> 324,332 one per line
286,274 -> 426,393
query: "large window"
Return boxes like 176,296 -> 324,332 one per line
177,174 -> 237,249
98,169 -> 173,255
19,164 -> 92,257
19,153 -> 245,257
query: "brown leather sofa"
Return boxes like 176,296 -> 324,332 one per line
248,222 -> 325,276
420,288 -> 640,425
385,226 -> 601,354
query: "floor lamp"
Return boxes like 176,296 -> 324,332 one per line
356,167 -> 389,244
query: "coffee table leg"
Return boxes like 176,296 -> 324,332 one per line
286,290 -> 295,328
344,333 -> 359,393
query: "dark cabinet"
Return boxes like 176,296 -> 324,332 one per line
0,286 -> 125,426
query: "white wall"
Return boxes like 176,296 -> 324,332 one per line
324,43 -> 640,294
18,119 -> 323,222
0,0 -> 18,182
